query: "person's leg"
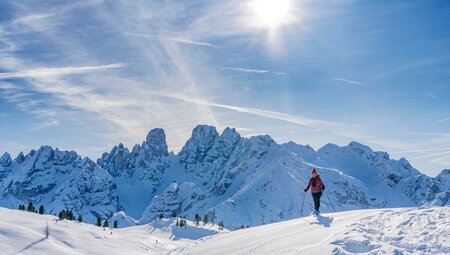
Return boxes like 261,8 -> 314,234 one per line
312,193 -> 319,211
317,192 -> 322,212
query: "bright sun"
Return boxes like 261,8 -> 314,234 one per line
249,0 -> 295,30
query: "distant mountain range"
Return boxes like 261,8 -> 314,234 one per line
1,125 -> 449,228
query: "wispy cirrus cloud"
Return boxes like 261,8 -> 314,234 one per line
409,150 -> 450,160
391,147 -> 450,154
160,92 -> 339,127
124,32 -> 215,48
404,132 -> 450,137
223,67 -> 288,75
0,63 -> 124,79
166,37 -> 215,47
333,77 -> 365,85
437,117 -> 450,123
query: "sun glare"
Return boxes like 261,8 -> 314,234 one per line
249,0 -> 295,30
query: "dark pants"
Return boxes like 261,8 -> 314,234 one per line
312,192 -> 322,212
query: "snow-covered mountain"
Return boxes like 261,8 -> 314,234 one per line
0,146 -> 120,223
1,125 -> 449,229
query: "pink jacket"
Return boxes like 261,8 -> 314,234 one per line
305,176 -> 325,193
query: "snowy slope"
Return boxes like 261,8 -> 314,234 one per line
184,206 -> 450,255
1,206 -> 448,255
0,207 -> 225,255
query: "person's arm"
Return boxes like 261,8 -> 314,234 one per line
320,178 -> 325,190
304,179 -> 311,192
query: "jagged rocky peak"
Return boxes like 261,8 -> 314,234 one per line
220,127 -> 241,140
36,145 -> 55,160
317,143 -> 341,155
438,169 -> 450,177
97,143 -> 132,177
14,152 -> 25,164
249,134 -> 276,148
398,157 -> 414,169
179,125 -> 219,164
0,152 -> 12,167
282,141 -> 317,161
347,141 -> 373,154
144,128 -> 169,157
436,169 -> 450,185
203,127 -> 242,164
283,141 -> 316,153
318,141 -> 374,156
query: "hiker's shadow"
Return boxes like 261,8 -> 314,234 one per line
311,215 -> 333,228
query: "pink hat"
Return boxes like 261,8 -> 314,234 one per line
312,168 -> 317,174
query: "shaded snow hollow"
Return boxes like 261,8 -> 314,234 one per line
0,206 -> 448,255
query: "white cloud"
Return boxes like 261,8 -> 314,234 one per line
166,37 -> 215,47
223,67 -> 288,75
409,150 -> 450,160
161,93 -> 339,127
333,77 -> 364,85
125,33 -> 215,47
391,148 -> 450,154
404,132 -> 450,137
0,64 -> 124,79
437,117 -> 450,123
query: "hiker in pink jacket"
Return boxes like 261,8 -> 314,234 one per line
304,168 -> 325,213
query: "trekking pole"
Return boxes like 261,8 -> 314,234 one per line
300,191 -> 306,217
325,191 -> 336,212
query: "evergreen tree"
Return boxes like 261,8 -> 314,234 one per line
58,211 -> 63,220
171,212 -> 177,218
158,213 -> 164,220
203,214 -> 209,225
68,210 -> 74,220
113,220 -> 118,228
78,215 -> 83,222
96,216 -> 102,227
27,202 -> 35,212
218,220 -> 224,230
61,210 -> 67,220
194,213 -> 200,226
176,219 -> 179,227
39,205 -> 44,215
103,219 -> 109,228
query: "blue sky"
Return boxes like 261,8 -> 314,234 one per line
0,0 -> 449,176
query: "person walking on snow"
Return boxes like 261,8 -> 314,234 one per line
304,168 -> 325,214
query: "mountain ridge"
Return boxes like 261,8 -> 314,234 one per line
1,125 -> 449,228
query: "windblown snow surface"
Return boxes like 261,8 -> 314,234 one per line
1,206 -> 448,255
